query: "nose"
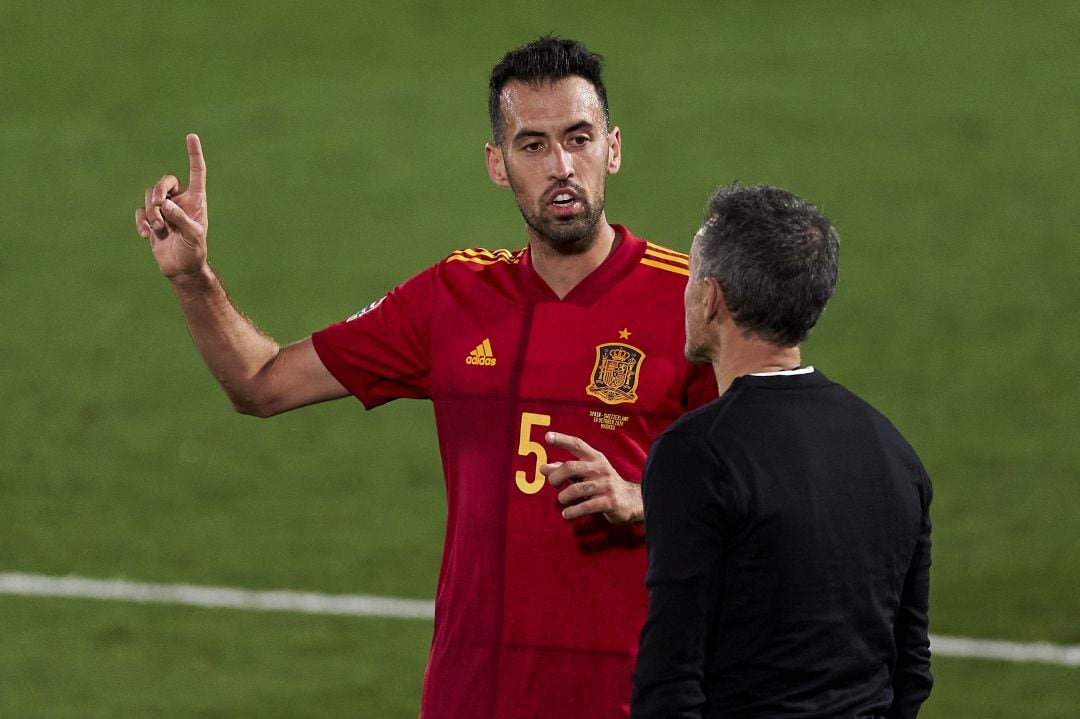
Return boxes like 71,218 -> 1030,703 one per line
548,143 -> 573,181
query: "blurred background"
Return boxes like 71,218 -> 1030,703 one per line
2,1 -> 1078,715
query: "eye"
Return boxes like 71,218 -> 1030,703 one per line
522,141 -> 544,153
568,134 -> 591,147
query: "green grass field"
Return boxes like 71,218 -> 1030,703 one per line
3,1 -> 1079,716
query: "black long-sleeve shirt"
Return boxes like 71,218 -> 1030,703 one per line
632,369 -> 932,718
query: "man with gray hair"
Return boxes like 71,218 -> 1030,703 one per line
631,184 -> 932,718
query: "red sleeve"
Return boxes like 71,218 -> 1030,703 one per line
310,265 -> 437,409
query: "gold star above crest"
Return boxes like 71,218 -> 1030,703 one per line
618,328 -> 631,340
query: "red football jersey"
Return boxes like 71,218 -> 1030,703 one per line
312,225 -> 716,719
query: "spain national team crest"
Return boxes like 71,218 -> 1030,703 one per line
586,343 -> 645,405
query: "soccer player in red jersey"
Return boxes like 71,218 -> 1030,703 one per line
136,37 -> 716,718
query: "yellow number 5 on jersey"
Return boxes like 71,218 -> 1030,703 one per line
515,412 -> 551,494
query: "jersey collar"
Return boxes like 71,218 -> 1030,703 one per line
518,224 -> 645,305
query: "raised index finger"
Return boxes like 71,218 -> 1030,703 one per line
186,133 -> 206,193
545,431 -> 601,461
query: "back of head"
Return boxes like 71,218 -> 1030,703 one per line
696,184 -> 840,347
488,36 -> 608,144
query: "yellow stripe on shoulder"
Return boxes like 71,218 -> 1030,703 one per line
644,243 -> 690,265
446,248 -> 522,266
641,257 -> 690,276
452,248 -> 497,258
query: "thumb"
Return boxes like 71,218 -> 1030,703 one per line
160,198 -> 204,239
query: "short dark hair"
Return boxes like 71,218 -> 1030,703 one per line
488,36 -> 609,144
696,184 -> 840,347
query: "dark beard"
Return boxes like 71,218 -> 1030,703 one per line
521,201 -> 605,254
511,180 -> 607,255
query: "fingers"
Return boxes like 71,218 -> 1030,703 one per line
135,207 -> 151,238
557,479 -> 625,521
150,174 -> 183,206
544,431 -> 601,461
186,133 -> 206,193
540,459 -> 595,487
557,479 -> 602,507
560,495 -> 611,521
137,134 -> 204,241
134,207 -> 163,240
143,186 -> 166,238
143,174 -> 182,238
538,430 -> 640,522
160,198 -> 203,239
559,478 -> 642,524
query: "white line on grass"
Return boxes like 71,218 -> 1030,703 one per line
929,635 -> 1080,668
2,572 -> 1079,668
0,572 -> 434,620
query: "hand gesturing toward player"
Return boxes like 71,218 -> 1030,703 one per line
135,133 -> 209,280
541,432 -> 643,524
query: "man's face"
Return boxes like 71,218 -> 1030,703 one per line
486,76 -> 621,253
684,232 -> 715,365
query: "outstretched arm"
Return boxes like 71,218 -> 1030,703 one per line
540,432 -> 643,524
135,134 -> 348,416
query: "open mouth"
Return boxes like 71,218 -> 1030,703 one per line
547,188 -> 583,216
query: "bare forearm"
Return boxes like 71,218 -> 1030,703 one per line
170,265 -> 282,414
138,135 -> 346,416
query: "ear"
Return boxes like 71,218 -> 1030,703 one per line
606,126 -> 622,175
485,142 -> 511,188
703,277 -> 727,325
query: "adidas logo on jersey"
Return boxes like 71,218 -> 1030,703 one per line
466,338 -> 497,366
